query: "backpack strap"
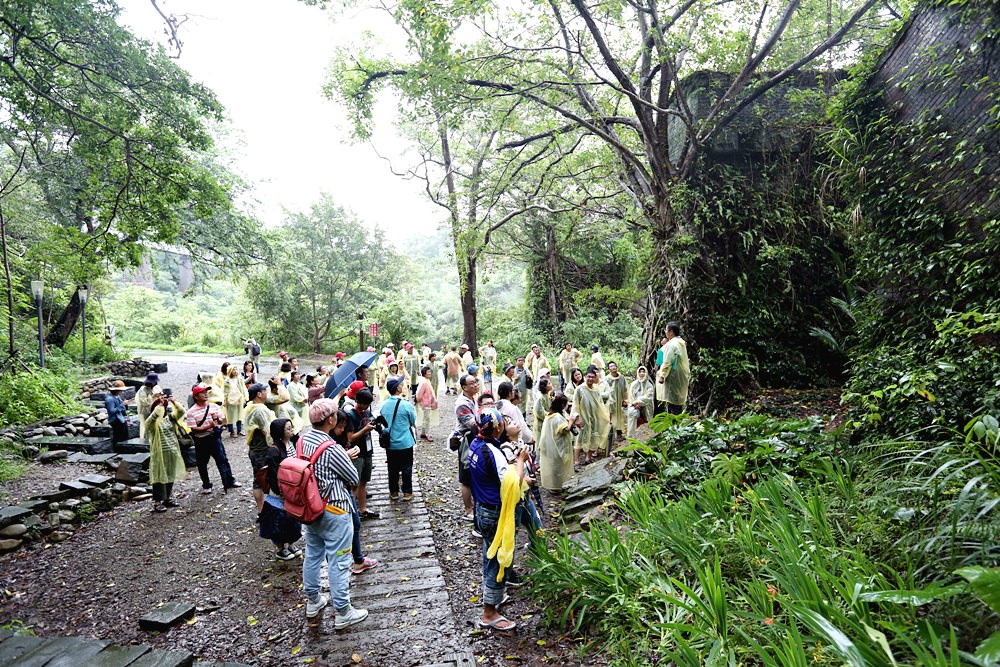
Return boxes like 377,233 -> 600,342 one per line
296,437 -> 334,463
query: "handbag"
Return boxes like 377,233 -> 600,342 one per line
379,399 -> 401,449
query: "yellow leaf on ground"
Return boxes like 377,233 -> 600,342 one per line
186,617 -> 198,625
291,646 -> 301,655
352,653 -> 362,663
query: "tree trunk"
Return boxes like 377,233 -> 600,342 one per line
461,255 -> 478,352
640,201 -> 690,368
45,291 -> 82,349
544,224 -> 561,324
0,208 -> 15,358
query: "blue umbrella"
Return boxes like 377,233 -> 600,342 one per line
324,351 -> 378,398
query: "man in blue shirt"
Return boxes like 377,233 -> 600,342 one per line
105,380 -> 130,444
382,377 -> 417,500
468,407 -> 529,632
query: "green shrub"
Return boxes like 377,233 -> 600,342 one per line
0,368 -> 83,426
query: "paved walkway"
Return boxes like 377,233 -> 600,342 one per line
305,442 -> 474,666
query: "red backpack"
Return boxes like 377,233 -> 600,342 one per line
277,438 -> 334,524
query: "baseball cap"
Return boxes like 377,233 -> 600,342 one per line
191,385 -> 208,396
467,364 -> 479,374
386,377 -> 404,394
503,363 -> 514,373
335,351 -> 346,358
346,381 -> 366,399
247,382 -> 266,398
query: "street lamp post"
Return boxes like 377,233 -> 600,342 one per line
31,281 -> 44,368
78,286 -> 89,365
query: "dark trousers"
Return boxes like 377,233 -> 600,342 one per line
152,482 -> 174,502
194,432 -> 237,489
110,419 -> 129,444
350,496 -> 364,564
386,447 -> 414,495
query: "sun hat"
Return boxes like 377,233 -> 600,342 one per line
144,373 -> 159,384
460,343 -> 469,349
503,363 -> 514,373
386,377 -> 404,394
109,380 -> 126,392
346,381 -> 366,399
309,398 -> 338,424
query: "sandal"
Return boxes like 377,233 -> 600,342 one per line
478,615 -> 516,631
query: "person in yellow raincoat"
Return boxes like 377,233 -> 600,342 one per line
286,371 -> 309,423
145,393 -> 188,513
538,393 -> 578,491
589,345 -> 606,381
557,343 -> 582,391
135,373 -> 161,439
223,365 -> 248,438
627,366 -> 654,437
656,321 -> 691,415
531,376 -> 551,432
604,361 -> 627,441
245,383 -> 277,512
573,366 -> 612,466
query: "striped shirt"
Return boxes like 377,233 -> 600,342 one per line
185,403 -> 224,432
299,427 -> 359,513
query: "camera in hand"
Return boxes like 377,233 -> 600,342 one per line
372,414 -> 388,432
163,388 -> 173,398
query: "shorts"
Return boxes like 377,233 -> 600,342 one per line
353,453 -> 373,484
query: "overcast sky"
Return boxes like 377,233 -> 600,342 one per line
119,0 -> 443,245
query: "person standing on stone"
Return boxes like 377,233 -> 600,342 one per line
105,381 -> 130,445
383,377 -> 417,501
186,385 -> 241,495
224,365 -> 248,439
537,393 -> 578,492
135,373 -> 160,439
145,393 -> 187,513
656,321 -> 691,415
299,399 -> 367,628
574,366 -> 612,466
604,361 -> 627,443
443,346 -> 462,395
627,366 -> 654,437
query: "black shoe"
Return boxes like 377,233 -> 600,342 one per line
224,481 -> 243,491
360,509 -> 381,520
163,499 -> 180,508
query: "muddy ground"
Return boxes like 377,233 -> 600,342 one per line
0,357 -> 603,666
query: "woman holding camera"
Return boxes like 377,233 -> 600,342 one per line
537,393 -> 579,492
145,392 -> 188,513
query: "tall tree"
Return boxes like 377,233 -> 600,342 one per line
244,195 -> 393,353
0,0 -> 238,351
324,0 -> 906,363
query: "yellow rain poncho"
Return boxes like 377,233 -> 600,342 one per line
558,348 -> 582,388
135,385 -> 159,438
244,402 -> 275,454
574,382 -> 612,454
145,404 -> 187,485
656,337 -> 691,408
605,373 -> 627,433
532,391 -> 551,432
627,368 -> 654,437
486,466 -> 525,582
287,380 -> 308,423
538,411 -> 574,491
224,375 -> 248,426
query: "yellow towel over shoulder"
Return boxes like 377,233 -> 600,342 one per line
486,466 -> 526,582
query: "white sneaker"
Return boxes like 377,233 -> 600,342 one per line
334,605 -> 369,630
305,593 -> 329,618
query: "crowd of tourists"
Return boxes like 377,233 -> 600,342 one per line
102,325 -> 690,631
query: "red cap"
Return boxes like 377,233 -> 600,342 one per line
192,385 -> 209,396
346,381 -> 366,399
335,352 -> 346,358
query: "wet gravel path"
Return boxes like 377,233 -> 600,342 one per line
0,354 -> 603,666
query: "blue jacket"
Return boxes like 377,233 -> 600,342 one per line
381,396 -> 416,450
105,394 -> 127,424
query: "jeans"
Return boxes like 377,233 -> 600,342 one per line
350,496 -> 364,564
387,447 -> 414,495
193,432 -> 237,489
152,482 -> 173,502
302,509 -> 353,611
476,503 -> 506,606
226,420 -> 243,435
